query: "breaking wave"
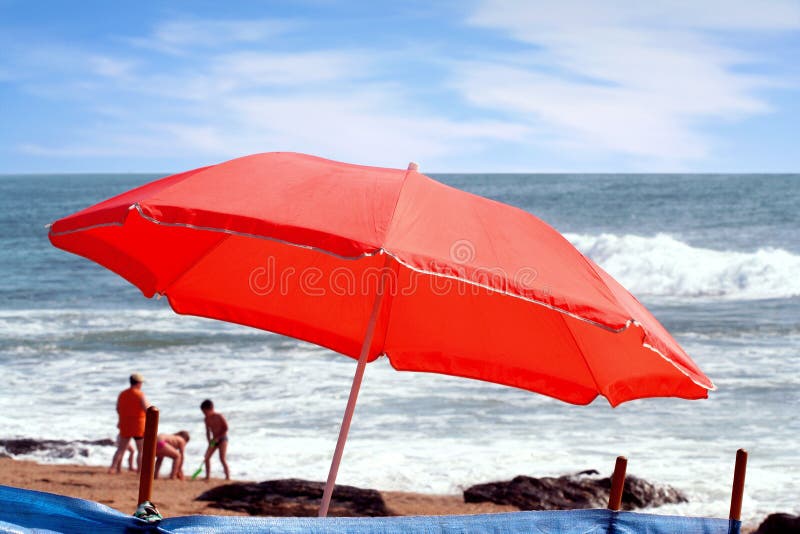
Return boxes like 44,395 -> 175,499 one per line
566,233 -> 800,300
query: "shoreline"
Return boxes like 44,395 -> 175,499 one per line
0,457 -> 516,518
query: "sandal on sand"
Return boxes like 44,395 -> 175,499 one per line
133,500 -> 162,523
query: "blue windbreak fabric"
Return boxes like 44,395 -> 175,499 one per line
0,485 -> 740,534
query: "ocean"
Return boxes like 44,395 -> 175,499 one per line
0,173 -> 798,525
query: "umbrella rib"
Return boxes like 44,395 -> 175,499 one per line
383,165 -> 413,244
641,341 -> 717,391
555,310 -> 605,402
388,251 -> 632,334
48,220 -> 125,236
571,250 -> 628,315
131,204 -> 379,261
48,165 -> 213,236
571,247 -> 717,393
361,164 -> 413,361
158,232 -> 234,298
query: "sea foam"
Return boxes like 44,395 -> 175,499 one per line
566,233 -> 800,300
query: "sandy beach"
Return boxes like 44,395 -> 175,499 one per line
0,457 -> 765,533
0,457 -> 516,518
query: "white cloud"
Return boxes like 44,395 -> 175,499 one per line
106,50 -> 375,102
459,0 -> 799,165
51,89 -> 529,169
8,7 -> 798,171
210,51 -> 372,87
127,18 -> 295,55
212,92 -> 529,166
473,0 -> 800,33
89,56 -> 138,79
13,22 -> 527,169
16,143 -> 134,157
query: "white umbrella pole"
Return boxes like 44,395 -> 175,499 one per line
318,256 -> 390,517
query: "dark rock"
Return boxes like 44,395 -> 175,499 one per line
0,438 -> 115,459
754,513 -> 800,533
463,471 -> 687,511
196,478 -> 391,517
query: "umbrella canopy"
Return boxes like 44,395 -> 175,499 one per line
49,152 -> 713,405
49,152 -> 714,515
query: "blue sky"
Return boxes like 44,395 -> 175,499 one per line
1,0 -> 799,173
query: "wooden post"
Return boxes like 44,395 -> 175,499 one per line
607,456 -> 627,511
318,254 -> 392,517
729,448 -> 748,521
138,406 -> 159,506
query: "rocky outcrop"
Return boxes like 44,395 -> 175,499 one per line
754,513 -> 800,533
196,478 -> 391,517
463,470 -> 687,511
0,438 -> 114,459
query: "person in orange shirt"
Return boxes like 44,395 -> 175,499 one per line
108,373 -> 149,474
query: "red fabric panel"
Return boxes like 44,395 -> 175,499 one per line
385,172 -> 631,330
585,257 -> 710,390
138,152 -> 406,258
52,153 -> 406,258
51,209 -> 227,298
383,268 -> 600,405
565,315 -> 708,406
49,166 -> 210,234
383,268 -> 708,405
166,235 -> 390,361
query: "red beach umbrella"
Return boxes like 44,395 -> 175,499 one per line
48,152 -> 714,515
